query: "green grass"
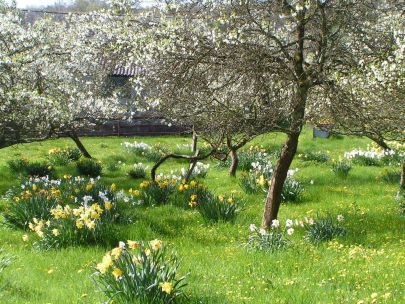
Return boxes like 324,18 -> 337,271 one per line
0,127 -> 404,303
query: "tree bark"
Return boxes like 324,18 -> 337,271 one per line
262,132 -> 300,228
262,8 -> 308,228
229,149 -> 238,177
68,131 -> 92,158
368,135 -> 391,151
401,159 -> 405,190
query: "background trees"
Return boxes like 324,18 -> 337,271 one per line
0,2 -> 129,156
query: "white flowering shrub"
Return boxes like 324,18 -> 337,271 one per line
93,240 -> 189,304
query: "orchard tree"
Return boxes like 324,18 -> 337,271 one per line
115,0 -> 403,227
0,3 -> 129,156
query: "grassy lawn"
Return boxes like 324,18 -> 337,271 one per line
0,128 -> 403,303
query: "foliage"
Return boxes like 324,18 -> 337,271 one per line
305,215 -> 346,244
396,191 -> 405,216
93,240 -> 188,304
219,146 -> 269,172
4,190 -> 58,229
239,172 -> 259,194
29,200 -> 119,249
48,147 -> 81,165
4,176 -> 123,236
25,161 -> 55,177
298,151 -> 330,163
171,180 -> 211,209
281,175 -> 304,203
128,163 -> 148,179
136,179 -> 177,207
7,158 -> 30,174
378,169 -> 401,184
0,247 -> 12,276
246,222 -> 290,253
331,159 -> 352,178
194,192 -> 241,223
76,158 -> 103,177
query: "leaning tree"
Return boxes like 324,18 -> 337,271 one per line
106,0 -> 403,225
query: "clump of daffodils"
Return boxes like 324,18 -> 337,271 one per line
135,178 -> 177,206
5,176 -> 129,249
29,198 -> 120,249
93,240 -> 189,304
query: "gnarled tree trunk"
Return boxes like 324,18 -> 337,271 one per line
68,130 -> 92,158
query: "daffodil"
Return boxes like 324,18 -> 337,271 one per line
104,201 -> 112,210
160,282 -> 173,294
127,240 -> 140,250
112,268 -> 123,279
150,239 -> 163,251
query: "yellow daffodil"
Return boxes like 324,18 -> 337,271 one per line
189,201 -> 198,207
111,183 -> 116,192
111,247 -> 123,259
52,229 -> 60,236
86,183 -> 94,191
160,282 -> 173,294
112,268 -> 123,279
76,220 -> 84,229
104,201 -> 112,210
127,240 -> 140,250
150,239 -> 163,251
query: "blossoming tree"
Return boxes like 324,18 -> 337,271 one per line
0,2 -> 128,157
113,0 -> 403,226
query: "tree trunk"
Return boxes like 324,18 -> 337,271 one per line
229,149 -> 238,177
68,131 -> 92,158
401,159 -> 405,190
369,135 -> 391,151
262,132 -> 300,228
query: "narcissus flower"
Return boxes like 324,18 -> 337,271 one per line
150,239 -> 162,251
112,268 -> 123,279
160,282 -> 173,294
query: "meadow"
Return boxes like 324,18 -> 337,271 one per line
0,128 -> 403,304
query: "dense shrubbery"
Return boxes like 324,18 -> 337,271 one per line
76,158 -> 103,177
93,240 -> 188,304
7,158 -> 54,177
